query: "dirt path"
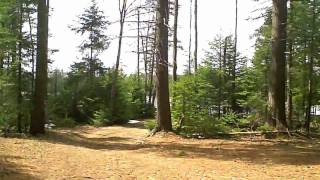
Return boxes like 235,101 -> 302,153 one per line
1,122 -> 320,179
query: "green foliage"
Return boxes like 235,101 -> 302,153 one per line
172,72 -> 230,135
47,68 -> 148,126
257,123 -> 274,133
144,119 -> 156,131
70,0 -> 110,51
220,112 -> 238,127
0,0 -> 319,135
69,0 -> 110,77
92,110 -> 110,126
0,74 -> 18,128
53,117 -> 76,128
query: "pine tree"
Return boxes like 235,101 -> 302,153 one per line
270,0 -> 288,129
30,0 -> 49,135
70,0 -> 110,77
154,0 -> 172,133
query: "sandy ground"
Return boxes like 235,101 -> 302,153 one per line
0,122 -> 320,180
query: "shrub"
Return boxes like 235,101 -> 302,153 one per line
257,123 -> 274,132
52,116 -> 77,128
221,112 -> 238,127
144,119 -> 157,131
172,72 -> 231,136
91,110 -> 111,126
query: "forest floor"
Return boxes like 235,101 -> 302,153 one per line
1,120 -> 320,180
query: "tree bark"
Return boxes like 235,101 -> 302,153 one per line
305,0 -> 316,134
17,1 -> 23,133
218,37 -> 223,119
223,37 -> 227,71
154,0 -> 172,132
137,8 -> 140,82
148,25 -> 156,105
111,0 -> 127,119
231,0 -> 238,112
270,0 -> 288,129
287,0 -> 294,129
172,0 -> 178,81
54,70 -> 58,97
27,5 -> 35,95
300,41 -> 307,123
142,24 -> 151,108
188,0 -> 192,74
0,55 -> 3,70
194,0 -> 198,72
30,0 -> 49,135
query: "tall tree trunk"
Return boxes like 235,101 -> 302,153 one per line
223,37 -> 227,71
89,41 -> 94,77
305,56 -> 314,134
146,24 -> 152,106
142,27 -> 150,108
193,0 -> 198,72
144,44 -> 148,107
305,0 -> 316,134
137,8 -> 140,82
172,0 -> 178,81
111,0 -> 127,119
301,41 -> 307,123
231,0 -> 238,113
266,66 -> 274,126
115,0 -> 127,73
148,25 -> 156,105
154,0 -> 172,132
222,36 -> 228,114
30,0 -> 49,135
286,0 -> 294,129
270,0 -> 288,129
0,53 -> 3,70
17,1 -> 23,133
27,6 -> 35,95
54,70 -> 58,97
0,55 -> 3,71
188,0 -> 192,74
218,38 -> 222,119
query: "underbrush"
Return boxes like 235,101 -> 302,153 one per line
144,119 -> 157,130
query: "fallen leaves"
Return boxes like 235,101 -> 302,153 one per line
0,125 -> 319,179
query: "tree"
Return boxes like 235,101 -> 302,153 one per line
287,0 -> 294,129
110,0 -> 133,119
251,9 -> 273,124
188,0 -> 192,74
231,0 -> 238,112
137,7 -> 140,81
154,0 -> 172,132
70,0 -> 110,77
194,0 -> 198,72
172,0 -> 178,81
270,0 -> 288,129
30,0 -> 49,135
17,0 -> 23,133
304,0 -> 317,134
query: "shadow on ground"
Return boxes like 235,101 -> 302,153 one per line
21,126 -> 320,166
0,155 -> 40,180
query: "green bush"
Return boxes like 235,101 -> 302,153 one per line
144,119 -> 157,131
221,112 -> 238,127
0,115 -> 8,129
172,72 -> 230,136
257,123 -> 274,132
52,116 -> 76,128
91,110 -> 111,126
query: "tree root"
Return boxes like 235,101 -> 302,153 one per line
148,126 -> 160,137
